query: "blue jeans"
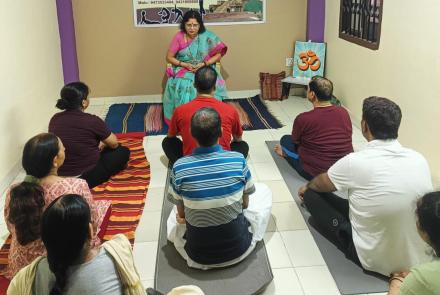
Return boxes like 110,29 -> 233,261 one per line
279,135 -> 313,181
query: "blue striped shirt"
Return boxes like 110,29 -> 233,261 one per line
167,144 -> 254,264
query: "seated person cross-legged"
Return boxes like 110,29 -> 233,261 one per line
298,97 -> 433,276
166,108 -> 272,269
274,76 -> 353,180
388,191 -> 440,295
8,194 -> 146,295
162,66 -> 248,166
49,82 -> 130,188
163,10 -> 228,125
1,133 -> 110,280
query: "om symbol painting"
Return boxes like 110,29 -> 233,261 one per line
293,41 -> 326,79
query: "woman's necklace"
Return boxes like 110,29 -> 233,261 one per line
185,33 -> 200,65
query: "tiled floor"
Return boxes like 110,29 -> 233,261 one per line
0,93 -> 387,295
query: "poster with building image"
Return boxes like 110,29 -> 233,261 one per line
133,0 -> 265,27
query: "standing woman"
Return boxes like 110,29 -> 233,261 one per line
1,133 -> 110,279
163,10 -> 228,125
49,82 -> 130,188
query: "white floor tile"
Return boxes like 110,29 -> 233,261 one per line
133,241 -> 158,280
266,214 -> 277,232
249,143 -> 274,164
253,162 -> 282,181
144,142 -> 166,156
144,187 -> 165,212
281,230 -> 325,267
149,166 -> 168,188
247,163 -> 259,182
296,266 -> 340,295
263,180 -> 293,203
243,129 -> 273,141
271,202 -> 307,231
261,268 -> 304,295
264,232 -> 292,268
269,124 -> 292,139
135,210 -> 161,242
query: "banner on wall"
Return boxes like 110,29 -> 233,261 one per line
133,0 -> 266,27
292,41 -> 326,79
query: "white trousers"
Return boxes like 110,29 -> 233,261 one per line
167,183 -> 272,269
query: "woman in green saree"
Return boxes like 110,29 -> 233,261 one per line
163,10 -> 228,124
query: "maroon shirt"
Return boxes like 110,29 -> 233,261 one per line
49,110 -> 111,176
292,105 -> 353,176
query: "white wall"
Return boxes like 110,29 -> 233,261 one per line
0,2 -> 64,189
325,0 -> 440,186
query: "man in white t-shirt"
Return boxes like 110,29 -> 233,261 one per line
298,96 -> 433,276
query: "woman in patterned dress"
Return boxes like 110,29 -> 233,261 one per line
163,10 -> 228,124
1,133 -> 110,279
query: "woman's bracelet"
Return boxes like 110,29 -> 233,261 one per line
203,61 -> 207,66
389,277 -> 404,284
178,61 -> 182,66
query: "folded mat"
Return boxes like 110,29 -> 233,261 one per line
266,141 -> 388,295
154,171 -> 273,295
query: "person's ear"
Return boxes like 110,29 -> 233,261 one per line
88,223 -> 93,241
361,119 -> 368,134
52,155 -> 58,168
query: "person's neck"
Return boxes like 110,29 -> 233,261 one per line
198,93 -> 214,98
75,243 -> 98,266
185,33 -> 196,41
39,170 -> 61,186
313,100 -> 332,108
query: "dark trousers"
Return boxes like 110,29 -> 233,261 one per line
303,189 -> 360,265
162,137 -> 249,166
81,145 -> 130,188
280,135 -> 313,181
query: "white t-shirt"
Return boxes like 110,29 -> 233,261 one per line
328,139 -> 433,276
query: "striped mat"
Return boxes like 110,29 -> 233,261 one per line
105,95 -> 283,135
0,134 -> 149,286
92,134 -> 150,243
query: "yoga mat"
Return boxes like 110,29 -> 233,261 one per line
154,171 -> 273,295
104,95 -> 283,135
92,134 -> 150,244
266,141 -> 388,295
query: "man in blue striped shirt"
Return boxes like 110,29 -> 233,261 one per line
167,107 -> 272,269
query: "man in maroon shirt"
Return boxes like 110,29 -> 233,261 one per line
274,76 -> 353,180
162,66 -> 248,165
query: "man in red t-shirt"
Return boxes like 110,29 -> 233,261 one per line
274,76 -> 353,180
162,66 -> 248,165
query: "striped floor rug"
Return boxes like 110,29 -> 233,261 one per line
0,134 -> 149,288
105,95 -> 283,135
92,134 -> 150,243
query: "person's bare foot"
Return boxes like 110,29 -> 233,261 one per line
274,144 -> 286,158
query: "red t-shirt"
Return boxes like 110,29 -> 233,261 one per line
292,105 -> 353,176
169,97 -> 243,155
49,110 -> 111,176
